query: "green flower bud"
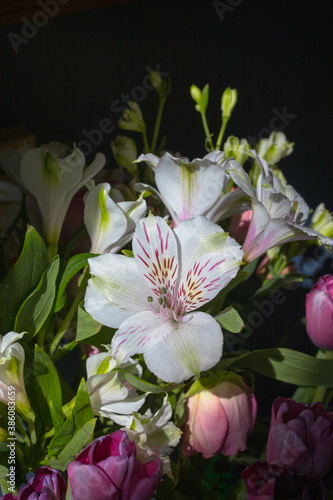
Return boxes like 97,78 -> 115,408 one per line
256,131 -> 294,166
118,101 -> 145,132
111,136 -> 138,178
221,87 -> 238,118
311,203 -> 333,238
224,136 -> 250,166
190,84 -> 209,113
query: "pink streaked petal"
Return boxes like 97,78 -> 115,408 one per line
143,311 -> 223,383
174,216 -> 243,312
135,153 -> 160,168
85,254 -> 152,328
133,215 -> 179,306
155,153 -> 226,225
111,311 -> 175,364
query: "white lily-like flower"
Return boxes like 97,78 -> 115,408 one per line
84,182 -> 147,254
86,349 -> 146,426
136,152 -> 247,226
122,395 -> 182,477
85,214 -> 243,383
19,146 -> 105,248
226,152 -> 333,262
0,332 -> 34,421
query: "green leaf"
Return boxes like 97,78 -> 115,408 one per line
76,302 -> 115,346
47,413 -> 75,457
47,418 -> 96,471
34,345 -> 62,418
215,306 -> 244,333
72,378 -> 94,431
54,253 -> 96,313
0,225 -> 48,332
221,348 -> 333,387
0,465 -> 8,479
14,256 -> 59,337
113,368 -> 181,393
49,400 -> 65,435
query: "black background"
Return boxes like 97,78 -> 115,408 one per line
1,0 -> 332,208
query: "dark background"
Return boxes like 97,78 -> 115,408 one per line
1,0 -> 332,207
1,0 -> 332,412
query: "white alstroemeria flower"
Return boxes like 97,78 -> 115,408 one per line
85,214 -> 243,383
226,152 -> 333,262
136,152 -> 247,226
86,350 -> 146,426
19,146 -> 105,247
122,395 -> 182,477
0,332 -> 34,421
84,182 -> 146,254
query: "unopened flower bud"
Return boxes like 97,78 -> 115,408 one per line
305,274 -> 333,350
118,101 -> 145,132
224,136 -> 250,166
221,87 -> 238,118
311,203 -> 333,238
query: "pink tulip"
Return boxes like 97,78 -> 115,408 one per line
305,274 -> 333,350
266,397 -> 333,478
67,430 -> 163,500
0,494 -> 16,500
15,467 -> 66,499
241,460 -> 327,499
181,378 -> 257,458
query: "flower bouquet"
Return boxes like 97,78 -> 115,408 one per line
0,69 -> 333,499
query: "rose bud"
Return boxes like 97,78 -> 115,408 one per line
181,374 -> 257,458
266,397 -> 333,478
16,466 -> 66,499
241,460 -> 328,499
305,274 -> 333,350
67,430 -> 163,500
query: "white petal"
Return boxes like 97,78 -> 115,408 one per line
85,254 -> 152,328
84,183 -> 128,254
144,312 -> 223,382
111,311 -> 175,363
132,215 -> 179,306
155,153 -> 226,224
0,332 -> 25,354
225,159 -> 256,198
174,216 -> 243,312
111,198 -> 147,253
135,153 -> 160,168
203,151 -> 225,163
205,188 -> 251,223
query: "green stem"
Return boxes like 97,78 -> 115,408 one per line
141,126 -> 150,153
27,418 -> 37,445
47,242 -> 58,261
215,116 -> 229,150
151,97 -> 166,153
49,268 -> 90,356
201,113 -> 214,151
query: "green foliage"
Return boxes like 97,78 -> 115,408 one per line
0,226 -> 49,332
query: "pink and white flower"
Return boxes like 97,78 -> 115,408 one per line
85,214 -> 243,382
226,152 -> 333,262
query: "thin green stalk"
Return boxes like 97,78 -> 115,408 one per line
215,116 -> 229,150
49,269 -> 90,356
26,418 -> 37,445
201,113 -> 214,151
15,418 -> 30,447
141,126 -> 150,153
151,97 -> 166,153
47,242 -> 58,261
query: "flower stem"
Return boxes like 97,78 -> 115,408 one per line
215,116 -> 229,150
312,350 -> 333,406
201,113 -> 214,151
142,126 -> 150,153
49,268 -> 90,357
47,242 -> 58,261
151,97 -> 166,154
